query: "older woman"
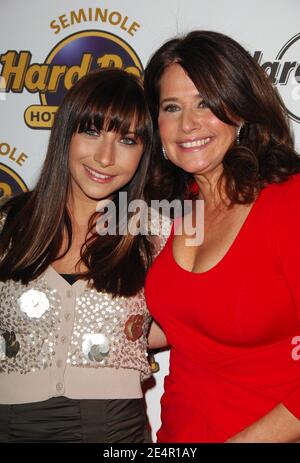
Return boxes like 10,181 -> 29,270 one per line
144,31 -> 300,443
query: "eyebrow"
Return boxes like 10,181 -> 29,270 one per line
160,97 -> 179,105
160,94 -> 203,105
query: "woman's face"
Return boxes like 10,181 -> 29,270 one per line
158,63 -> 238,179
68,125 -> 144,202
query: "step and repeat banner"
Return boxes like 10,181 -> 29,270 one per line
1,0 -> 300,440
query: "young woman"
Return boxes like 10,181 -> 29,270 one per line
0,68 -> 164,443
144,30 -> 300,443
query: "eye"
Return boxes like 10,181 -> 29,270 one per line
198,100 -> 208,109
83,128 -> 99,137
120,136 -> 137,145
162,104 -> 181,113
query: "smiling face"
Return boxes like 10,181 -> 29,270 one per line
68,125 -> 144,203
158,63 -> 238,181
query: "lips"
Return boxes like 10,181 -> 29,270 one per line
178,137 -> 212,148
84,165 -> 115,183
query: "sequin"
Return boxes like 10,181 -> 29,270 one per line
0,276 -> 61,374
82,333 -> 110,362
65,286 -> 152,377
2,331 -> 20,358
0,211 -> 171,381
0,334 -> 6,360
18,289 -> 50,318
124,314 -> 145,342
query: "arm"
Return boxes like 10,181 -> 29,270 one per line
226,403 -> 300,443
148,320 -> 168,349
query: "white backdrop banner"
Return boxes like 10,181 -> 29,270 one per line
1,0 -> 300,440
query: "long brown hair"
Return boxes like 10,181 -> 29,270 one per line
144,30 -> 300,203
0,68 -> 154,296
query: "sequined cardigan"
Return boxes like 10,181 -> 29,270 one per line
0,211 -> 171,404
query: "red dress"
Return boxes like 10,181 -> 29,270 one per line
145,174 -> 300,443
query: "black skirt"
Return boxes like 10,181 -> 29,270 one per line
0,396 -> 151,443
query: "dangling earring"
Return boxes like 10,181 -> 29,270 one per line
236,124 -> 243,145
162,146 -> 168,160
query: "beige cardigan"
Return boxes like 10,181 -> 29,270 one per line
0,211 -> 171,404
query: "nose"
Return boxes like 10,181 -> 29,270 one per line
181,108 -> 200,133
93,138 -> 115,168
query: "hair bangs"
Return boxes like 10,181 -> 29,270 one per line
75,75 -> 151,144
181,59 -> 236,126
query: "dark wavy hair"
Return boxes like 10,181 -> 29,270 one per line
144,30 -> 300,203
0,68 -> 154,296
